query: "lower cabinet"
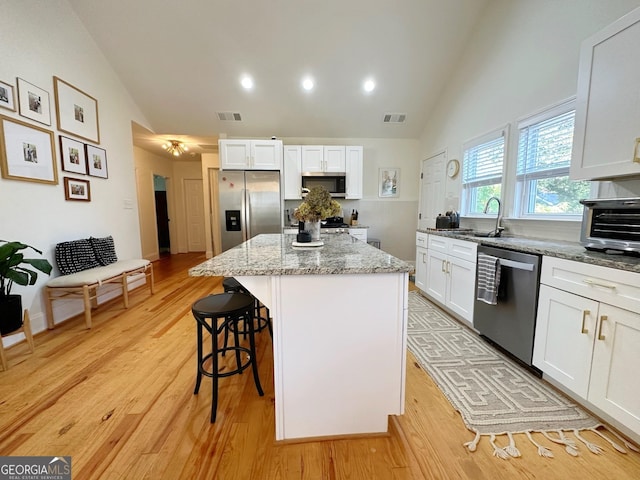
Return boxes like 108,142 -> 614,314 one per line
421,234 -> 477,325
348,228 -> 367,242
533,256 -> 640,436
415,232 -> 428,292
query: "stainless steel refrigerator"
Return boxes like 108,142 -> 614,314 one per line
218,170 -> 282,252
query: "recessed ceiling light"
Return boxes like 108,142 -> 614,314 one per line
240,76 -> 254,90
363,79 -> 376,93
302,77 -> 314,91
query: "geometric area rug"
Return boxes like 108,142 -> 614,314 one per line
407,291 -> 639,459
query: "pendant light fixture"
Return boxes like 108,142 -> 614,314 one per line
162,140 -> 188,156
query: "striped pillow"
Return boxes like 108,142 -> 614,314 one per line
90,236 -> 118,266
55,239 -> 101,275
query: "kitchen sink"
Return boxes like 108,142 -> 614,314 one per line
473,231 -> 502,238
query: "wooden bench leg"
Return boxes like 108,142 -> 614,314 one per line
45,287 -> 56,329
149,264 -> 155,295
0,337 -> 7,371
122,273 -> 130,309
83,285 -> 92,329
23,310 -> 34,353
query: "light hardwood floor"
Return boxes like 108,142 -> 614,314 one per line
1,252 -> 639,479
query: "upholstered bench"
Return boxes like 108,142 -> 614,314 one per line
44,236 -> 154,329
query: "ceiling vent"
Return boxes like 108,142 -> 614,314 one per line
383,113 -> 406,124
217,112 -> 242,122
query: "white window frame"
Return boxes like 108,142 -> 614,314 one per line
514,98 -> 595,219
461,126 -> 508,216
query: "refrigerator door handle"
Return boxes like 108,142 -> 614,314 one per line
242,188 -> 249,241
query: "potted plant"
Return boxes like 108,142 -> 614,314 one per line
0,240 -> 52,335
293,186 -> 342,241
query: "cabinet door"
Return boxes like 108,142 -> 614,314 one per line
533,285 -> 598,397
324,146 -> 346,172
283,146 -> 302,199
345,146 -> 363,199
219,140 -> 251,169
415,245 -> 428,292
589,304 -> 640,433
571,7 -> 640,180
301,146 -> 324,172
252,140 -> 282,170
425,250 -> 447,305
446,256 -> 475,323
348,228 -> 367,242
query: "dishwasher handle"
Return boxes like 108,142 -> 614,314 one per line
498,258 -> 534,271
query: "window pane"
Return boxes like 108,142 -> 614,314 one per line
468,184 -> 502,214
526,175 -> 590,214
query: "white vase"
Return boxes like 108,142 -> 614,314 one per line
304,220 -> 321,242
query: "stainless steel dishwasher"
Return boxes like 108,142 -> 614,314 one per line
473,245 -> 541,369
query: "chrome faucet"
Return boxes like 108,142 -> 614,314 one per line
483,196 -> 504,237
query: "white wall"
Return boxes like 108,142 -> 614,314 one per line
1,1 -> 150,341
419,0 -> 640,241
281,137 -> 420,261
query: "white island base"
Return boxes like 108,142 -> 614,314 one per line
237,272 -> 408,441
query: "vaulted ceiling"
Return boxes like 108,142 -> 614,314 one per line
67,0 -> 491,157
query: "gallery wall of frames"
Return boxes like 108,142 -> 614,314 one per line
0,75 -> 106,202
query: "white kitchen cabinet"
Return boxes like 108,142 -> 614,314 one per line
219,139 -> 283,170
301,145 -> 324,173
348,227 -> 367,243
283,145 -> 302,199
570,7 -> 640,180
533,256 -> 640,436
424,235 -> 477,325
415,232 -> 428,292
323,146 -> 346,172
301,145 -> 346,173
345,146 -> 363,199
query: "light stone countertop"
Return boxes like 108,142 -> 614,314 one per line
190,233 -> 412,277
419,229 -> 640,274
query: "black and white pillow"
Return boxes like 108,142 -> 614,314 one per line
55,239 -> 102,275
90,236 -> 118,266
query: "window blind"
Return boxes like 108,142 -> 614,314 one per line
463,133 -> 505,184
517,110 -> 575,178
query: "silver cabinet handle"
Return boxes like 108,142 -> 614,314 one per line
422,253 -> 426,264
446,260 -> 451,274
581,310 -> 590,334
441,259 -> 446,272
597,315 -> 607,341
582,278 -> 617,289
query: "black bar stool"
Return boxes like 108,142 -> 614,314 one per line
222,277 -> 272,338
192,292 -> 264,423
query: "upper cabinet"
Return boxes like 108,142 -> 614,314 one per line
301,145 -> 346,173
283,145 -> 302,200
345,146 -> 363,199
219,139 -> 283,170
571,7 -> 640,180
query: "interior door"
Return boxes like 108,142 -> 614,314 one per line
184,178 -> 206,252
419,152 -> 445,230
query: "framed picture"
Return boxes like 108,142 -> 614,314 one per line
63,176 -> 91,201
53,76 -> 100,144
59,135 -> 87,175
0,80 -> 16,112
86,144 -> 108,178
0,114 -> 58,184
17,78 -> 51,126
379,167 -> 400,198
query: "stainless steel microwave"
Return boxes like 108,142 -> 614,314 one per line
580,197 -> 640,253
301,173 -> 346,197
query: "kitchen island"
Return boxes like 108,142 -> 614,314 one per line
190,233 -> 412,441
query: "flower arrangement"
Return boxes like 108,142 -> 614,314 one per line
293,186 -> 342,222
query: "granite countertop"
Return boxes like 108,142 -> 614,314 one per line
285,224 -> 370,229
190,233 -> 412,277
419,229 -> 640,274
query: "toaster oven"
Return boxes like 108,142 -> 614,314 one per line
580,197 -> 640,253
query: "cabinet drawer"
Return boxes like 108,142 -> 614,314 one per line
416,231 -> 428,247
428,235 -> 448,253
448,239 -> 477,263
541,256 -> 640,314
